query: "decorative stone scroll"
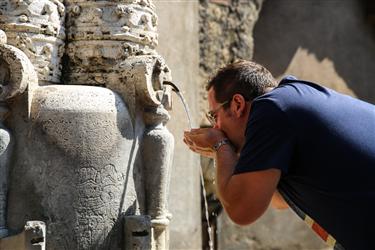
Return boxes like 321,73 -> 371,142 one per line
0,29 -> 37,101
0,0 -> 66,84
104,55 -> 172,120
0,29 -> 37,239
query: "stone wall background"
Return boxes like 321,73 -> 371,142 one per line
198,0 -> 263,124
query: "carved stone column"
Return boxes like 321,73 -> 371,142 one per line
142,106 -> 174,250
64,0 -> 158,88
64,2 -> 175,248
0,0 -> 66,85
117,54 -> 174,249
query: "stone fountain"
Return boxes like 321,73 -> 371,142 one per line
0,0 -> 174,249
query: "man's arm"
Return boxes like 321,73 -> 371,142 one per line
215,143 -> 281,225
271,190 -> 289,209
184,128 -> 283,225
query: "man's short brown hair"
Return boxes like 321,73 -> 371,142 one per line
206,60 -> 277,104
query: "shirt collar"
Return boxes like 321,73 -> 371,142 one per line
279,75 -> 298,85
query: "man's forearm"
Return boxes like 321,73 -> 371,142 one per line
214,144 -> 239,207
214,145 -> 281,225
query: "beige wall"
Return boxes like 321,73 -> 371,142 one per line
154,1 -> 202,249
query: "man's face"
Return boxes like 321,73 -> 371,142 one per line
207,88 -> 241,149
207,88 -> 229,128
207,87 -> 252,152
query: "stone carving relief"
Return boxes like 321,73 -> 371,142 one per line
0,29 -> 37,239
125,55 -> 173,250
0,0 -> 175,249
64,0 -> 159,86
0,0 -> 65,84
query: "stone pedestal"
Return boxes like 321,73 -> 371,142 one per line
0,221 -> 46,250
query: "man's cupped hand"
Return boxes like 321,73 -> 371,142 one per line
183,128 -> 226,158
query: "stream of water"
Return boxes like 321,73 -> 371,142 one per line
173,90 -> 214,250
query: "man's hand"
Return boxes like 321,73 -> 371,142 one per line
183,128 -> 226,158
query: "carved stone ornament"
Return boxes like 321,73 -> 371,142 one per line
0,30 -> 37,101
120,55 -> 172,108
0,0 -> 175,249
0,0 -> 65,84
64,0 -> 159,87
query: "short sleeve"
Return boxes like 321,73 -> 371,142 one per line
234,99 -> 295,175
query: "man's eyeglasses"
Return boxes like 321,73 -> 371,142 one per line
206,100 -> 230,126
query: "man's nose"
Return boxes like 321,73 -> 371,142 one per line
213,123 -> 220,129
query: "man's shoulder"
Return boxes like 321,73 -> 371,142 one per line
254,76 -> 336,112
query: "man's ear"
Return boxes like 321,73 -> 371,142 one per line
231,94 -> 246,118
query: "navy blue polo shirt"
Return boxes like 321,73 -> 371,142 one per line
234,77 -> 375,250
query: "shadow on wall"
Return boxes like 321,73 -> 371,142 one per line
253,0 -> 375,103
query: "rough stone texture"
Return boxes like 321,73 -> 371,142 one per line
0,221 -> 46,250
124,215 -> 152,250
0,42 -> 37,101
142,121 -> 174,250
0,29 -> 7,44
8,85 -> 136,250
155,1 -> 202,249
0,0 -> 66,84
198,0 -> 263,124
0,125 -> 11,238
63,0 -> 159,87
105,55 -> 172,121
0,36 -> 38,239
0,0 -> 176,249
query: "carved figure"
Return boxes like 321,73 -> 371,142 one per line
0,29 -> 35,239
0,0 -> 175,248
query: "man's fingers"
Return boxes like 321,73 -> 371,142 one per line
185,128 -> 207,136
183,136 -> 194,146
189,145 -> 214,157
189,128 -> 202,133
184,136 -> 215,158
183,137 -> 194,147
